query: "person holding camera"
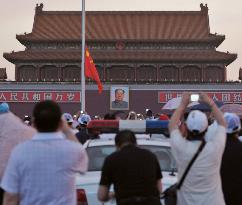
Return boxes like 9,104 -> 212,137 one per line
168,93 -> 226,205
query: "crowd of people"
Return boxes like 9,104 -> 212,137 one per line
0,92 -> 241,205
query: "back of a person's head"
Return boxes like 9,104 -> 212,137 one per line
146,109 -> 153,117
33,101 -> 61,132
224,112 -> 241,137
115,130 -> 137,147
186,110 -> 208,140
0,102 -> 10,114
104,113 -> 116,120
78,114 -> 91,126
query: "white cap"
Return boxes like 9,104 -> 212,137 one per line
78,114 -> 91,125
224,112 -> 241,134
62,113 -> 74,123
186,110 -> 208,133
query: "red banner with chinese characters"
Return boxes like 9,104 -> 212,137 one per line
0,91 -> 81,103
159,92 -> 242,103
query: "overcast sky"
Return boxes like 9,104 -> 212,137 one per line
0,0 -> 241,80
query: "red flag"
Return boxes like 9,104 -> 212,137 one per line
85,47 -> 103,93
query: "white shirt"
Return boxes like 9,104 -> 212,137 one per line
170,125 -> 226,205
1,132 -> 88,205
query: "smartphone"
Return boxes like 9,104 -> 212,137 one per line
190,94 -> 199,102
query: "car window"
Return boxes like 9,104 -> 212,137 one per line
87,145 -> 115,171
141,145 -> 177,172
86,145 -> 177,172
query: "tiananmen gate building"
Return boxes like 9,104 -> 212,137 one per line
1,3 -> 241,117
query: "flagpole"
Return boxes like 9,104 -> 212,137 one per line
81,0 -> 86,111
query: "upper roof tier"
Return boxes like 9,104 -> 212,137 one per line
16,3 -> 224,45
4,49 -> 237,66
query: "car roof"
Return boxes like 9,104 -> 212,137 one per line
84,137 -> 171,148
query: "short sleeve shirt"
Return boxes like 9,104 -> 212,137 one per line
1,132 -> 88,205
170,125 -> 226,205
100,145 -> 162,202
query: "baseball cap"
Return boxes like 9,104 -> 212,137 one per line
0,103 -> 10,114
186,110 -> 208,133
78,114 -> 91,125
62,113 -> 74,123
224,112 -> 241,134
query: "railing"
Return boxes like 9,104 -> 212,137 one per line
1,80 -> 241,84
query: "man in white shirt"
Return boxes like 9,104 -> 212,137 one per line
1,101 -> 88,205
168,93 -> 226,205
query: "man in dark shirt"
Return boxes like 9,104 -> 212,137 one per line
98,130 -> 162,205
75,114 -> 91,144
221,113 -> 242,205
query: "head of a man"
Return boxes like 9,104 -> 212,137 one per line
62,113 -> 74,128
33,100 -> 62,132
23,115 -> 32,126
185,110 -> 208,140
146,109 -> 153,118
115,130 -> 137,150
224,112 -> 241,138
115,89 -> 125,102
78,114 -> 91,128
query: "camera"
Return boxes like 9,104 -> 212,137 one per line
190,94 -> 199,102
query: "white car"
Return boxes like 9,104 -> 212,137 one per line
76,135 -> 177,205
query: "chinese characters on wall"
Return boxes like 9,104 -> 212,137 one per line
159,92 -> 242,103
0,91 -> 81,103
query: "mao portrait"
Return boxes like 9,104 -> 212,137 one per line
110,87 -> 129,110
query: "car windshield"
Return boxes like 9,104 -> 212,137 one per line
86,145 -> 177,172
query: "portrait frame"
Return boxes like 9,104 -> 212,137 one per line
110,86 -> 129,110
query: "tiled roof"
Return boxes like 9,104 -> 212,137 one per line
4,49 -> 237,65
0,68 -> 7,80
16,4 -> 221,43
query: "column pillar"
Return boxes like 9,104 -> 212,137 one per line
178,65 -> 182,82
201,64 -> 205,82
58,64 -> 63,82
156,64 -> 159,83
35,64 -> 40,82
39,64 -> 43,81
103,63 -> 106,82
134,64 -> 137,83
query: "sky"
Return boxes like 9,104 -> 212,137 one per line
0,0 -> 241,81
